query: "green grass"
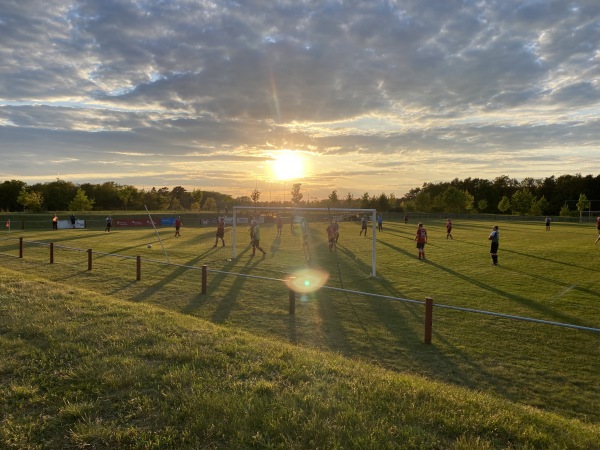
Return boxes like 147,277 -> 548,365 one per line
1,217 -> 599,447
1,270 -> 599,449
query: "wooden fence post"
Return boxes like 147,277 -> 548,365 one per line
50,243 -> 54,264
87,249 -> 92,271
289,289 -> 296,315
202,265 -> 207,294
136,256 -> 141,281
19,237 -> 23,258
424,297 -> 433,344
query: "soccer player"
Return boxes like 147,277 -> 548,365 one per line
545,217 -> 551,231
595,216 -> 600,244
489,225 -> 500,265
276,215 -> 283,237
251,221 -> 267,257
174,216 -> 182,237
332,220 -> 340,243
360,216 -> 368,236
326,222 -> 336,252
446,218 -> 453,239
52,213 -> 58,230
414,222 -> 428,259
105,215 -> 112,232
301,218 -> 310,260
377,214 -> 383,232
213,217 -> 225,247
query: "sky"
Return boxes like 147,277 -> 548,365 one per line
1,0 -> 599,201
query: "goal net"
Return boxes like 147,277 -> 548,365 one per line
231,206 -> 377,278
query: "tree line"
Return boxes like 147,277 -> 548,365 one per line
1,173 -> 598,216
396,174 -> 600,216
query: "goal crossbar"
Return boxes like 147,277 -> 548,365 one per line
232,206 -> 377,277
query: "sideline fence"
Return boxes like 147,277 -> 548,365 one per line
1,237 -> 598,343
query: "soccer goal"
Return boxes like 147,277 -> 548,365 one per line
232,206 -> 377,277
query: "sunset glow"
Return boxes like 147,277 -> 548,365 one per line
271,151 -> 305,181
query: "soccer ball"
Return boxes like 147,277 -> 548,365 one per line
147,244 -> 152,248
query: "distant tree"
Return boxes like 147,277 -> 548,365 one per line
117,185 -> 137,211
191,189 -> 203,205
203,197 -> 217,211
291,183 -> 303,205
328,190 -> 338,206
68,188 -> 95,211
477,199 -> 488,213
360,192 -> 371,209
169,186 -> 189,210
530,196 -> 549,216
345,192 -> 354,207
251,188 -> 260,205
235,195 -> 252,206
0,180 -> 26,211
498,196 -> 511,214
17,188 -> 44,212
81,181 -> 120,210
440,187 -> 464,213
388,193 -> 397,210
414,190 -> 432,212
463,190 -> 475,212
35,179 -> 77,211
576,193 -> 590,223
560,203 -> 571,217
376,193 -> 390,211
511,189 -> 534,215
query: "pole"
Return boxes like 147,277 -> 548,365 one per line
144,205 -> 169,263
202,265 -> 207,294
289,289 -> 296,315
87,249 -> 92,270
19,237 -> 23,258
50,242 -> 54,264
136,256 -> 141,281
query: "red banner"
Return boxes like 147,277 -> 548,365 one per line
114,218 -> 155,227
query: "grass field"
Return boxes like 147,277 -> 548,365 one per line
1,216 -> 599,446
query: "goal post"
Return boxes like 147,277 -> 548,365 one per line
232,206 -> 377,277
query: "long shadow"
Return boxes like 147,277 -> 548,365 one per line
501,247 -> 600,274
125,248 -> 217,302
210,248 -> 264,323
423,259 -> 593,326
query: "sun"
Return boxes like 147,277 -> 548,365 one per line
271,151 -> 305,180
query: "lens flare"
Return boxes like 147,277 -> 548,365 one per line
285,268 -> 329,293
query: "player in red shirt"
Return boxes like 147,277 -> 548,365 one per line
414,222 -> 428,259
595,216 -> 600,244
174,216 -> 182,237
446,218 -> 453,240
